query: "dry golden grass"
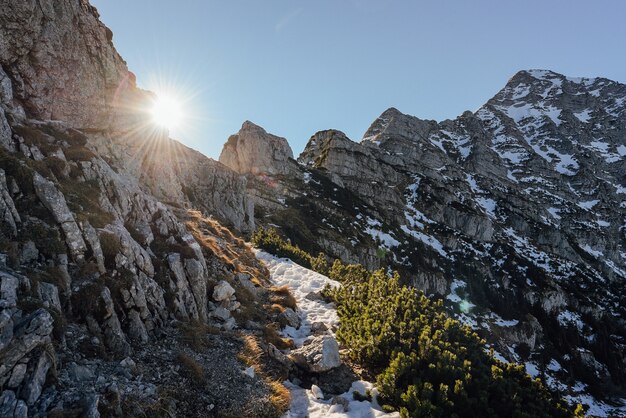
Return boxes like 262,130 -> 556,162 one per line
176,352 -> 205,384
270,303 -> 286,314
269,380 -> 292,413
238,335 -> 264,371
269,285 -> 297,311
185,210 -> 271,283
264,324 -> 295,350
237,335 -> 291,416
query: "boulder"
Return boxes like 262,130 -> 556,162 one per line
0,390 -> 27,418
290,335 -> 341,373
277,307 -> 300,329
32,173 -> 87,259
22,351 -> 52,406
38,282 -> 61,312
0,309 -> 53,383
212,280 -> 235,302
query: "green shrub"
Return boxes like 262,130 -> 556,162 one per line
327,270 -> 575,417
310,252 -> 329,275
251,227 -> 313,269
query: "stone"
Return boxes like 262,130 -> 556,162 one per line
81,222 -> 106,274
6,363 -> 26,388
267,343 -> 291,369
277,308 -> 300,329
243,366 -> 255,378
167,253 -> 199,321
0,107 -> 13,152
184,258 -> 207,321
0,310 -> 13,351
67,362 -> 95,382
219,121 -> 295,176
0,391 -> 24,418
290,335 -> 341,373
222,317 -> 236,331
119,357 -> 136,369
38,282 -> 61,312
310,384 -> 324,400
18,241 -> 38,264
0,169 -> 20,233
82,394 -> 101,418
305,292 -> 323,301
211,306 -> 231,322
212,280 -> 235,302
0,271 -> 18,308
32,173 -> 87,259
22,351 -> 52,406
13,400 -> 27,418
331,396 -> 350,412
0,309 -> 53,382
310,322 -> 328,335
97,287 -> 131,357
227,300 -> 241,311
127,310 -> 148,343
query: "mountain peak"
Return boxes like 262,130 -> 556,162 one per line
240,120 -> 267,133
362,107 -> 435,145
219,122 -> 294,175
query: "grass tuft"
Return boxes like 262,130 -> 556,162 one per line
269,285 -> 297,311
176,352 -> 205,384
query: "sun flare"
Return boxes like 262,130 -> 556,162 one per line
150,94 -> 183,130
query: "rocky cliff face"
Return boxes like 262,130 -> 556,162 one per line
221,70 -> 626,410
0,1 -> 270,416
0,0 -> 130,129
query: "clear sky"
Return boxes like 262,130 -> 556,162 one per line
91,0 -> 626,159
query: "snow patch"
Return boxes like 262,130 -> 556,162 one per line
255,250 -> 399,418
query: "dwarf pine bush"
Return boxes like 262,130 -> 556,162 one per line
326,270 -> 576,418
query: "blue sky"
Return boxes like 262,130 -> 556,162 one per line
91,0 -> 626,159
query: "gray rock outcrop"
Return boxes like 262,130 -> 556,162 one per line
291,335 -> 341,373
220,121 -> 295,175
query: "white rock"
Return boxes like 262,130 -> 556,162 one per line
310,384 -> 324,400
243,366 -> 255,378
291,335 -> 341,373
212,280 -> 235,302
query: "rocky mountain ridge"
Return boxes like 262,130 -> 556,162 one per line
220,69 -> 626,413
0,0 -> 625,415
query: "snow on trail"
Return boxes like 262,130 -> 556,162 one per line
255,250 -> 340,346
254,250 -> 399,418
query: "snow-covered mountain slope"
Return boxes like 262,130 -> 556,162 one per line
255,250 -> 399,418
220,69 -> 626,412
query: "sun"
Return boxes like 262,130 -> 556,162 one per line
150,94 -> 183,130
